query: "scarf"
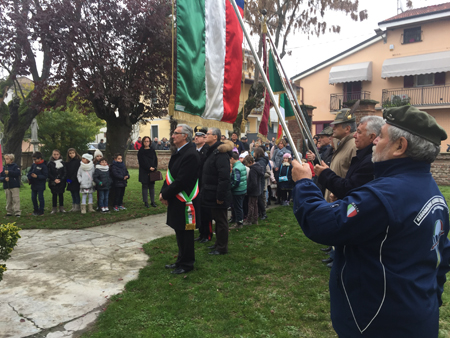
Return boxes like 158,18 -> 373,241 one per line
96,164 -> 109,172
35,159 -> 44,165
282,162 -> 291,166
79,161 -> 93,171
54,159 -> 64,169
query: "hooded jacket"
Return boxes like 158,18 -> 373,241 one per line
201,140 -> 233,209
246,162 -> 264,196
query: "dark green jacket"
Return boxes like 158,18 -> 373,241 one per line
230,161 -> 247,195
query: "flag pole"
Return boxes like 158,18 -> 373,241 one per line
266,32 -> 322,162
229,0 -> 301,163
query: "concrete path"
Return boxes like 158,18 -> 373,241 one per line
0,212 -> 173,338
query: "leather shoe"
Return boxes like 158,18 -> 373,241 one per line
151,202 -> 157,208
165,263 -> 177,269
199,238 -> 209,243
322,257 -> 333,264
207,244 -> 216,249
209,250 -> 226,255
320,246 -> 332,252
171,268 -> 190,274
194,237 -> 201,242
326,262 -> 333,268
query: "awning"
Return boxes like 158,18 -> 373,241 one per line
329,61 -> 372,84
381,50 -> 450,78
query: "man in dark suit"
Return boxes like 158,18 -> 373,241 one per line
160,124 -> 201,274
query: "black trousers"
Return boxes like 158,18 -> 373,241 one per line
174,228 -> 195,271
211,208 -> 228,253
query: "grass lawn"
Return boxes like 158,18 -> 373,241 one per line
1,169 -> 167,230
81,201 -> 450,338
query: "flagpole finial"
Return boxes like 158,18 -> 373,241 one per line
169,94 -> 175,116
261,9 -> 268,34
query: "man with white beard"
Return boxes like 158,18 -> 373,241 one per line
291,105 -> 450,338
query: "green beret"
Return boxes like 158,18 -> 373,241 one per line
330,109 -> 356,125
383,106 -> 447,145
318,126 -> 333,136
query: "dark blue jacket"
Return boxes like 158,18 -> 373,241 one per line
318,143 -> 374,199
293,157 -> 450,338
247,162 -> 264,197
109,161 -> 130,188
27,161 -> 48,191
276,163 -> 293,191
0,162 -> 21,189
93,167 -> 112,190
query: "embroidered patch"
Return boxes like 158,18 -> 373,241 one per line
431,219 -> 444,268
414,196 -> 448,226
347,203 -> 359,218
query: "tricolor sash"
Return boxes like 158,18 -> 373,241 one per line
166,169 -> 199,230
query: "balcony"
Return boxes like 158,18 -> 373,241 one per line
330,91 -> 371,111
382,85 -> 450,108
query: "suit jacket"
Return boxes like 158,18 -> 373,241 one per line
161,142 -> 200,230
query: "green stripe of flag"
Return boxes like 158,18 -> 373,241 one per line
269,51 -> 284,93
175,0 -> 206,116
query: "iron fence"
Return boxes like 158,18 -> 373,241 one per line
382,86 -> 450,107
330,91 -> 371,111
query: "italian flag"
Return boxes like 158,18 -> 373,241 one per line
347,204 -> 358,218
175,0 -> 245,124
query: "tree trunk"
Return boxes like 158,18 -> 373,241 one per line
104,116 -> 133,162
0,98 -> 39,171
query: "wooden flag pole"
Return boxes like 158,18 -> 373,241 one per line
229,0 -> 301,163
266,32 -> 322,162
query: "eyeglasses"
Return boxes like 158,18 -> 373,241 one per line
206,132 -> 213,135
172,132 -> 185,135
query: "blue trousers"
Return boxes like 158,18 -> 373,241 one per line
98,190 -> 109,208
31,190 -> 45,211
231,194 -> 245,223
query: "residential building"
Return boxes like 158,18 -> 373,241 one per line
291,2 -> 450,150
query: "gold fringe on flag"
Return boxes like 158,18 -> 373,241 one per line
171,110 -> 234,131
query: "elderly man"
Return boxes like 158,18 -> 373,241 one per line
160,124 -> 200,274
202,128 -> 232,255
193,126 -> 213,243
315,116 -> 384,200
291,106 -> 450,338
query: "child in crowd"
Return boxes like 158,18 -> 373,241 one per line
66,148 -> 81,211
93,149 -> 104,211
110,153 -> 129,212
77,153 -> 95,214
239,151 -> 250,219
48,149 -> 67,213
27,151 -> 48,216
93,157 -> 111,212
0,154 -> 21,217
243,155 -> 264,225
229,152 -> 247,228
277,153 -> 294,206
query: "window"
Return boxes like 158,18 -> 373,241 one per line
343,81 -> 362,101
404,73 -> 446,88
416,74 -> 434,87
403,27 -> 421,44
151,125 -> 158,139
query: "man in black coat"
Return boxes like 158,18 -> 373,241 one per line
202,128 -> 233,255
315,116 -> 384,199
160,124 -> 201,274
193,126 -> 213,243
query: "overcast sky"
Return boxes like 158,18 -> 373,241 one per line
256,0 -> 447,78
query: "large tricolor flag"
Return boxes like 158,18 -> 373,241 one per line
175,0 -> 245,124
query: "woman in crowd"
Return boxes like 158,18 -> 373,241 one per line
138,136 -> 158,208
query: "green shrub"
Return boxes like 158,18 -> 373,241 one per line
0,222 -> 21,282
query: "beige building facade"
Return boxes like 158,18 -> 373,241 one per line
291,2 -> 450,150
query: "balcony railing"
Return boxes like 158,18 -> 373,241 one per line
330,91 -> 371,111
382,85 -> 450,107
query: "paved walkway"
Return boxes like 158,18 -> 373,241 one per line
0,212 -> 173,338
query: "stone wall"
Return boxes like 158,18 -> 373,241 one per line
431,153 -> 450,186
125,150 -> 171,170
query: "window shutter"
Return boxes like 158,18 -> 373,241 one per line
435,72 -> 446,85
404,76 -> 414,88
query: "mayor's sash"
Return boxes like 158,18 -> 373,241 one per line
166,169 -> 199,230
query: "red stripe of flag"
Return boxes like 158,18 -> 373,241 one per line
222,0 -> 244,123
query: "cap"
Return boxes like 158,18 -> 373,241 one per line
318,126 -> 333,136
82,153 -> 93,162
383,105 -> 447,146
194,125 -> 207,136
239,151 -> 249,159
283,153 -> 292,159
241,136 -> 247,140
330,108 -> 355,125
